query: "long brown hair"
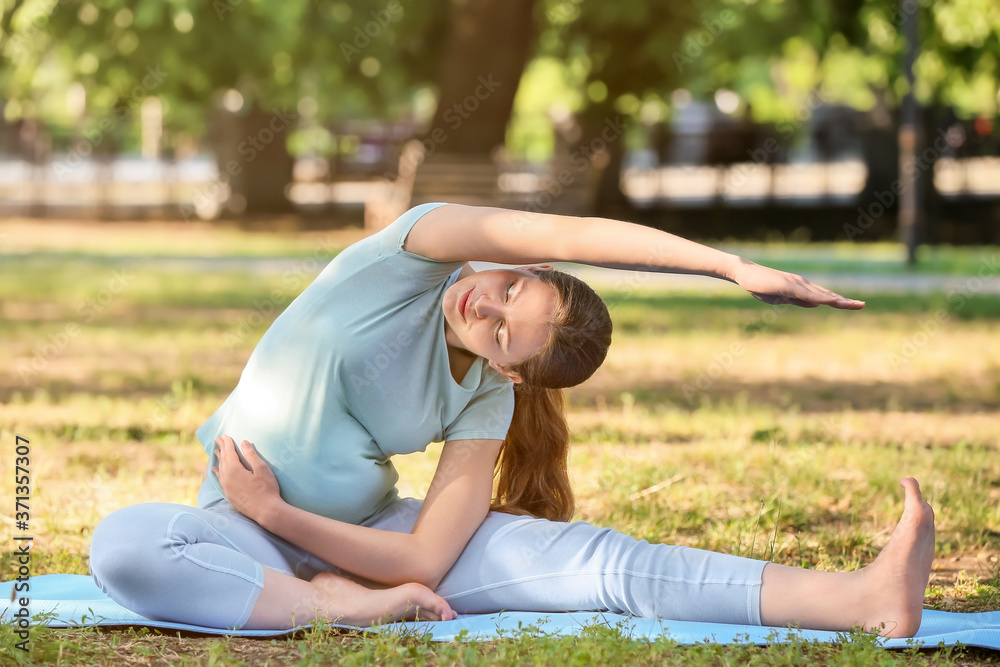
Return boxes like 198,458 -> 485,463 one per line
490,269 -> 612,522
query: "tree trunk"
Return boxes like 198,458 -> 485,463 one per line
207,104 -> 296,216
578,100 -> 635,219
423,0 -> 538,155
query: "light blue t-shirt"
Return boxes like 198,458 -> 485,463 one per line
195,202 -> 515,525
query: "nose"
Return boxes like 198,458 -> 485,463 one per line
473,294 -> 503,319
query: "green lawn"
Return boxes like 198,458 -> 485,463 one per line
1,221 -> 999,665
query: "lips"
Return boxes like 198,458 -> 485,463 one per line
458,288 -> 473,321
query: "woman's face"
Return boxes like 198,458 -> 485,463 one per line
442,266 -> 558,381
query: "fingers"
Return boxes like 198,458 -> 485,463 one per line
212,436 -> 227,466
800,281 -> 866,310
760,292 -> 865,309
240,440 -> 261,460
833,298 -> 866,310
818,291 -> 866,309
214,435 -> 236,468
214,435 -> 254,472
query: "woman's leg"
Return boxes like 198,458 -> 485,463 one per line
90,501 -> 307,628
758,477 -> 935,638
365,478 -> 934,637
365,495 -> 767,624
90,476 -> 453,629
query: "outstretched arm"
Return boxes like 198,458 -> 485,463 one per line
405,204 -> 864,309
213,434 -> 501,590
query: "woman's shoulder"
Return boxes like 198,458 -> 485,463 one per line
376,202 -> 454,261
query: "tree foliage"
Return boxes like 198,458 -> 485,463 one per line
667,0 -> 999,119
1,0 -> 451,139
1,0 -> 995,150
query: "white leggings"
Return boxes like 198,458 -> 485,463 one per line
89,474 -> 767,629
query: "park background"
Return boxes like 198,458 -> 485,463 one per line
1,0 -> 1000,664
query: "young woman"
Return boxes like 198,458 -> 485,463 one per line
89,202 -> 934,638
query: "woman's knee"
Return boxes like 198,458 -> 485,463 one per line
89,503 -> 178,599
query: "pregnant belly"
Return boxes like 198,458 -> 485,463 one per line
273,453 -> 399,525
204,395 -> 398,525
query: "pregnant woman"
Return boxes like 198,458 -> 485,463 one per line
89,202 -> 934,638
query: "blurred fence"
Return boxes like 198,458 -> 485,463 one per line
2,152 -> 997,212
1,110 -> 998,242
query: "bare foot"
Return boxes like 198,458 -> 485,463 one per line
308,572 -> 457,626
857,477 -> 935,638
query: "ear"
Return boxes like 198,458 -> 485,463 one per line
488,360 -> 523,383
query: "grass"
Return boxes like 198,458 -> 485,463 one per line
2,217 -> 996,275
1,220 -> 999,664
2,621 -> 982,666
716,241 -> 998,277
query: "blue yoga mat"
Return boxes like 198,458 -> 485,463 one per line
3,575 -> 1000,649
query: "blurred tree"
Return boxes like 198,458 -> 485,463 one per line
3,0 -> 995,218
1,0 -> 452,214
0,0 -> 702,217
670,0 -> 998,247
540,0 -> 701,216
424,0 -> 537,154
668,0 -> 998,120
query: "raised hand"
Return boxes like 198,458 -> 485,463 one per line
732,258 -> 865,309
212,434 -> 283,522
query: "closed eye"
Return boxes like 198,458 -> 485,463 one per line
496,281 -> 515,346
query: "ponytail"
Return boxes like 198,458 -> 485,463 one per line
490,383 -> 574,522
487,267 -> 611,524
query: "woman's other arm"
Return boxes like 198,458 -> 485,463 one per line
405,204 -> 864,309
213,435 -> 500,590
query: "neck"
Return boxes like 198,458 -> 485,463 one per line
447,342 -> 478,384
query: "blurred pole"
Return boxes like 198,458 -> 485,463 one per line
142,97 -> 165,210
141,97 -> 163,159
898,0 -> 922,267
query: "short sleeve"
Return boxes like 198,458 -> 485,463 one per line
443,376 -> 515,442
376,202 -> 459,283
